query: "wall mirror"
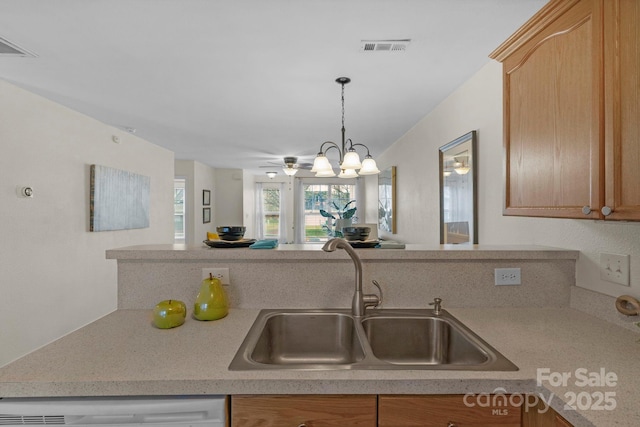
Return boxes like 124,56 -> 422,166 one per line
439,131 -> 477,244
378,166 -> 397,233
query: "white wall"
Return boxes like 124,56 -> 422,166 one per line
242,170 -> 256,238
214,168 -> 244,227
175,160 -> 217,244
0,80 -> 174,367
374,61 -> 640,298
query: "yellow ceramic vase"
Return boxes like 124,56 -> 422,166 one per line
194,274 -> 229,321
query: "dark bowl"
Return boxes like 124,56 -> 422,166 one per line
216,226 -> 246,241
342,226 -> 371,241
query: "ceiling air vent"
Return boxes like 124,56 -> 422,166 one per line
0,415 -> 65,425
360,39 -> 411,53
0,36 -> 37,57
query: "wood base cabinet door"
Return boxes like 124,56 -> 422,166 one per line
378,395 -> 522,427
522,397 -> 574,427
230,395 -> 376,427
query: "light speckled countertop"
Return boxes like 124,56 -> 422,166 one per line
0,307 -> 637,427
106,243 -> 579,260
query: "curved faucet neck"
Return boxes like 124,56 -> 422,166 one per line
322,238 -> 364,316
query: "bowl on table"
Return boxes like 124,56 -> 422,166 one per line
216,226 -> 246,241
342,226 -> 371,241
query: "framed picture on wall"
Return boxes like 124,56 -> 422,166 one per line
203,207 -> 211,224
202,189 -> 211,206
90,164 -> 150,232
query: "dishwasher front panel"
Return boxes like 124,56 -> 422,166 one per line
0,396 -> 226,427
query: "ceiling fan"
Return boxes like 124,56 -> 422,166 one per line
260,156 -> 313,176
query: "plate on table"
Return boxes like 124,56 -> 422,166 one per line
203,239 -> 256,248
348,240 -> 379,248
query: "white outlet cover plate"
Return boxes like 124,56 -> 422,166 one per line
202,268 -> 230,285
494,268 -> 522,286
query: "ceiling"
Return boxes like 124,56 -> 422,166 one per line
0,0 -> 546,175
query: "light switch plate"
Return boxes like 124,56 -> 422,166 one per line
599,253 -> 630,286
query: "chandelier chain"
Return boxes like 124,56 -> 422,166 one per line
341,83 -> 345,130
310,76 -> 379,177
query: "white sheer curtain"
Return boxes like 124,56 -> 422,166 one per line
294,178 -> 305,244
254,182 -> 264,240
277,182 -> 287,244
355,177 -> 364,222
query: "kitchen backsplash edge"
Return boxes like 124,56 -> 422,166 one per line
112,245 -> 577,311
571,286 -> 640,333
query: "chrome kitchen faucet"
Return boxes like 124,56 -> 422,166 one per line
322,238 -> 382,317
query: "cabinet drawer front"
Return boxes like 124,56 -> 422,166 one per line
231,395 -> 376,427
379,395 -> 521,427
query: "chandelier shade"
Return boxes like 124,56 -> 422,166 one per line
358,156 -> 381,175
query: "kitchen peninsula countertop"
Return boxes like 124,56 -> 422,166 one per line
0,307 -> 638,427
106,243 -> 580,261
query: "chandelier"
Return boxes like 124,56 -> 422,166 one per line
311,77 -> 380,178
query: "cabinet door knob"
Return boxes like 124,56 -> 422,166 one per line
601,206 -> 613,216
581,206 -> 592,215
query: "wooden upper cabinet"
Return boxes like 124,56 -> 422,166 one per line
490,0 -> 640,220
604,0 -> 640,220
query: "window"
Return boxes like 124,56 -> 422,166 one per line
261,187 -> 281,239
302,183 -> 356,242
174,178 -> 185,242
256,182 -> 286,241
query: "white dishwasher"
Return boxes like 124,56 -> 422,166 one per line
0,396 -> 226,427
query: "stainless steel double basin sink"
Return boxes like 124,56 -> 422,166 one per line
229,309 -> 518,371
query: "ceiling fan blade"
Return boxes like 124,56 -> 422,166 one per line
258,156 -> 313,170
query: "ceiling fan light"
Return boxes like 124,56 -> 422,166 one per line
283,167 -> 298,176
311,154 -> 332,173
454,166 -> 470,175
341,150 -> 362,170
315,168 -> 336,177
358,156 -> 380,175
338,168 -> 359,178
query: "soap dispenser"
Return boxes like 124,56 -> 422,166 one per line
194,273 -> 229,321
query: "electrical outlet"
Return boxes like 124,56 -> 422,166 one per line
202,268 -> 230,285
599,253 -> 630,286
495,268 -> 521,286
